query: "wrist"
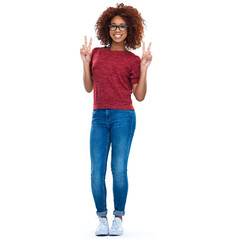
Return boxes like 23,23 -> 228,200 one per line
140,67 -> 147,74
83,61 -> 90,68
140,62 -> 148,70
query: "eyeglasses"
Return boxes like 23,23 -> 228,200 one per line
108,24 -> 128,31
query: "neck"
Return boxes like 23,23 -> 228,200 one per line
110,42 -> 126,51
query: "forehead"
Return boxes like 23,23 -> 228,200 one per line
110,15 -> 126,24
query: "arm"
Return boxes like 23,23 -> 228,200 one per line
80,36 -> 93,93
83,63 -> 93,93
132,69 -> 147,101
132,42 -> 152,101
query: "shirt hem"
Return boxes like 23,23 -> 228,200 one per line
93,104 -> 135,110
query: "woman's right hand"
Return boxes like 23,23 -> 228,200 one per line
80,36 -> 92,64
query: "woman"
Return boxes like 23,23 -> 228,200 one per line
80,3 -> 152,236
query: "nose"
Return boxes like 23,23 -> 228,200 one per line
114,29 -> 121,34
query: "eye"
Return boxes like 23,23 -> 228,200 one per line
120,25 -> 127,30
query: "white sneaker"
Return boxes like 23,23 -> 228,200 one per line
109,217 -> 123,236
95,217 -> 109,236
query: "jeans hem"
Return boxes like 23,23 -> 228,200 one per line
113,210 -> 125,216
97,210 -> 108,217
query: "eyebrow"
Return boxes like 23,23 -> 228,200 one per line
110,22 -> 126,24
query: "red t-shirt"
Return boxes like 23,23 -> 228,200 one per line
89,47 -> 141,110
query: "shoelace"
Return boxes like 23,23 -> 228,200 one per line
98,218 -> 108,230
111,218 -> 121,230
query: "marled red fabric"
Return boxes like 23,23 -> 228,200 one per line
89,47 -> 141,110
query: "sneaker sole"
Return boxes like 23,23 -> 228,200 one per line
109,231 -> 123,236
95,230 -> 109,236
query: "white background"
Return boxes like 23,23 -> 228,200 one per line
0,0 -> 240,239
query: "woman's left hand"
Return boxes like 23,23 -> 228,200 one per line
141,42 -> 152,71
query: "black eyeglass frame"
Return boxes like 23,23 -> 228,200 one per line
108,24 -> 128,31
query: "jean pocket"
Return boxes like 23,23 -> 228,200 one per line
92,109 -> 97,116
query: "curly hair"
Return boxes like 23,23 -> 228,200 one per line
95,3 -> 145,50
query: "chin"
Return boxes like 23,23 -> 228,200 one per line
113,40 -> 125,44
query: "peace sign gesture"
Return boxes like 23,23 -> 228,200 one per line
80,36 -> 92,64
141,42 -> 152,71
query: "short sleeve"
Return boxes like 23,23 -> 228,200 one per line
129,55 -> 141,85
89,48 -> 96,77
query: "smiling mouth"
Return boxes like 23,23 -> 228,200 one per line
113,34 -> 123,39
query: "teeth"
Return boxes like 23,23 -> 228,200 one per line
114,35 -> 122,38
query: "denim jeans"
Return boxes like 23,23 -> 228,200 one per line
90,108 -> 136,217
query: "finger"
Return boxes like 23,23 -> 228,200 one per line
147,54 -> 152,60
84,36 -> 87,49
147,42 -> 152,52
142,42 -> 145,54
80,48 -> 84,54
80,45 -> 86,54
88,37 -> 92,52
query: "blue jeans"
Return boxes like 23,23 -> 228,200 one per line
90,108 -> 136,217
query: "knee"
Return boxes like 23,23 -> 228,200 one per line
91,169 -> 105,183
111,168 -> 128,179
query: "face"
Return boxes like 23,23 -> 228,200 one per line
109,15 -> 128,44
